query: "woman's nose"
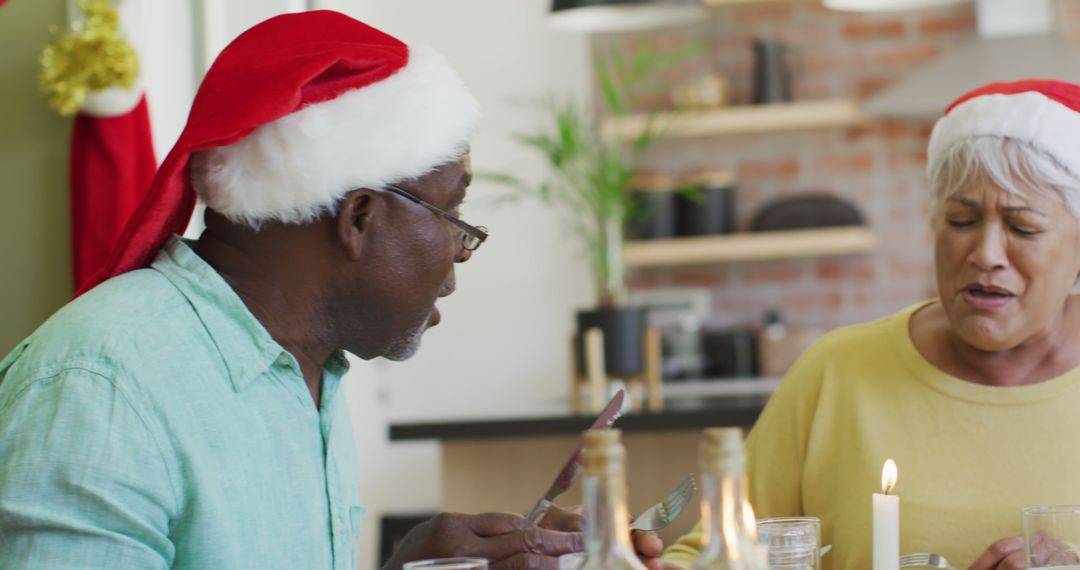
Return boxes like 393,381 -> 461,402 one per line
968,225 -> 1009,271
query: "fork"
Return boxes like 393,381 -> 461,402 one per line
629,473 -> 696,532
899,552 -> 954,570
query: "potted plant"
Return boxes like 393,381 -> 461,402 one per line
491,39 -> 698,377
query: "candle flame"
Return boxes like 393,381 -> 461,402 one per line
881,458 -> 898,494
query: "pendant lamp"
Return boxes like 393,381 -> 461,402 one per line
549,0 -> 706,33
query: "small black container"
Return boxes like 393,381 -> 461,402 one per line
701,328 -> 758,379
576,305 -> 648,377
627,174 -> 677,240
676,172 -> 736,236
752,39 -> 792,104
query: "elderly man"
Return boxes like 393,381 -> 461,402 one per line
0,11 -> 663,570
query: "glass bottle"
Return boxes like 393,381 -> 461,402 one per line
690,427 -> 768,570
578,429 -> 647,570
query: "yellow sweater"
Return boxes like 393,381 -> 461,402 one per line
663,302 -> 1080,570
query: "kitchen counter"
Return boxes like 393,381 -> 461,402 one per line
389,393 -> 769,441
388,379 -> 778,544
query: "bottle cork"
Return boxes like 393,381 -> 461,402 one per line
583,429 -> 626,474
700,427 -> 746,474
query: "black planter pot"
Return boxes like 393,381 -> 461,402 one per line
627,191 -> 676,240
575,305 -> 648,377
676,184 -> 735,236
627,174 -> 678,241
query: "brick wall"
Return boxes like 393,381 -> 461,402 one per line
597,0 -> 1080,332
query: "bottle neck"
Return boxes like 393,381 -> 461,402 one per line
699,471 -> 757,562
584,465 -> 636,558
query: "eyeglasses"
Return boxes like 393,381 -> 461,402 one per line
383,185 -> 488,252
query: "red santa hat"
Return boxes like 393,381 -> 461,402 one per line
928,79 -> 1080,179
77,10 -> 480,296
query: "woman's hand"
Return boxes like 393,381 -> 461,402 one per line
968,535 -> 1026,570
968,532 -> 1080,570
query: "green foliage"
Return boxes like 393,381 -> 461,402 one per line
485,36 -> 703,306
594,36 -> 705,115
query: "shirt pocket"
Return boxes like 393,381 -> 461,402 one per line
349,504 -> 367,543
339,504 -> 366,569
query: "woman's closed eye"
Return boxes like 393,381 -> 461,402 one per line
1006,213 -> 1047,237
1010,224 -> 1043,237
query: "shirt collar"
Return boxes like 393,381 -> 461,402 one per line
151,236 -> 349,392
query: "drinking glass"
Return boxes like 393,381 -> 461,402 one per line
403,558 -> 489,570
558,552 -> 586,570
1024,506 -> 1080,569
756,516 -> 821,570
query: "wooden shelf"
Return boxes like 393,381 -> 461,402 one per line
601,99 -> 864,141
662,377 -> 781,399
704,0 -> 791,5
624,226 -> 878,268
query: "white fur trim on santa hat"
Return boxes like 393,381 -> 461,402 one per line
927,91 -> 1080,180
81,82 -> 143,117
192,43 -> 481,228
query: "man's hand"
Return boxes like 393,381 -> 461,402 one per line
633,530 -> 665,570
538,503 -> 675,569
384,512 -> 584,570
537,505 -> 677,570
537,504 -> 585,532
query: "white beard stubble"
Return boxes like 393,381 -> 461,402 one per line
381,307 -> 433,361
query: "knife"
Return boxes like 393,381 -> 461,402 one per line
525,389 -> 625,524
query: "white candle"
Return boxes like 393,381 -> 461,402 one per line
873,459 -> 899,570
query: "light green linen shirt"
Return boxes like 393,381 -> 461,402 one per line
0,237 -> 364,569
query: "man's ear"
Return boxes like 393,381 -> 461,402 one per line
337,189 -> 376,260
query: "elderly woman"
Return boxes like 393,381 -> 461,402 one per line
662,79 -> 1080,570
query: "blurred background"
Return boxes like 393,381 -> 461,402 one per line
3,1 -> 1079,569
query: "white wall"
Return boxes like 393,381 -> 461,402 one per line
141,0 -> 309,238
137,0 -> 312,155
315,2 -> 595,570
141,2 -> 595,569
120,0 -> 193,158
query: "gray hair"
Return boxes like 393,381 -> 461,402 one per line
929,137 -> 1080,222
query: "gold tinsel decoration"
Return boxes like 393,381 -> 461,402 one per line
39,0 -> 139,116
